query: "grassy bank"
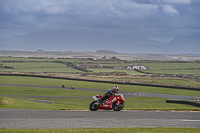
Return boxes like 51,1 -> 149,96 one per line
1,76 -> 200,97
1,96 -> 200,111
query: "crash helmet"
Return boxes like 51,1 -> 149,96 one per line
112,86 -> 119,93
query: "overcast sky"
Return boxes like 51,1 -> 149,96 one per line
0,0 -> 200,42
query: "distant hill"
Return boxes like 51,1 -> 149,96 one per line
0,30 -> 199,54
96,50 -> 119,54
169,33 -> 200,45
166,33 -> 200,53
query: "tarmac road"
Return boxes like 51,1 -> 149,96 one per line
0,109 -> 200,128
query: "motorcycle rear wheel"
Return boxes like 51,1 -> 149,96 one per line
89,101 -> 99,111
113,102 -> 124,111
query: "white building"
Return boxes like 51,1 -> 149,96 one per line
126,65 -> 148,70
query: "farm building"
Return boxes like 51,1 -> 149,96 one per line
125,64 -> 148,70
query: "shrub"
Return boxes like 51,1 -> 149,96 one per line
0,96 -> 15,105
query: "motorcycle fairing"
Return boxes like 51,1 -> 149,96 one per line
98,95 -> 124,109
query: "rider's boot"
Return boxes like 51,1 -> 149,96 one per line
99,99 -> 104,105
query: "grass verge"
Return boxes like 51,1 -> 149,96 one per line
1,96 -> 200,111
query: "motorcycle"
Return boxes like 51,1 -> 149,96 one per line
89,93 -> 125,111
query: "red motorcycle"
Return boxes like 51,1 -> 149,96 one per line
89,93 -> 125,111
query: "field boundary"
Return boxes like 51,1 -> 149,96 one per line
0,73 -> 200,91
166,99 -> 200,107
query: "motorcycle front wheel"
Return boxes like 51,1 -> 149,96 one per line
89,101 -> 99,111
113,102 -> 124,111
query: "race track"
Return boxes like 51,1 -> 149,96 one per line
0,109 -> 200,128
0,83 -> 200,128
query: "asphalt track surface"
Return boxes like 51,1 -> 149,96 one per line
0,83 -> 200,128
0,109 -> 200,128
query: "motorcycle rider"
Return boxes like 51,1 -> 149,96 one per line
99,86 -> 120,105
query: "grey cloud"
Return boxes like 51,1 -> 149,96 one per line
162,4 -> 179,16
0,0 -> 158,27
156,0 -> 192,4
133,0 -> 200,4
0,0 -> 199,39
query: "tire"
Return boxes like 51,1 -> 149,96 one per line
113,102 -> 124,111
89,101 -> 99,111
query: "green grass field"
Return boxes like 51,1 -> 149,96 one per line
143,62 -> 200,69
1,76 -> 200,97
0,76 -> 200,111
1,67 -> 82,73
85,76 -> 200,88
2,62 -> 67,68
143,69 -> 200,74
0,57 -> 200,111
0,57 -> 86,62
0,62 -> 83,73
88,68 -> 144,75
1,57 -> 200,75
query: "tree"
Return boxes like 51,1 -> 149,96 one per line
0,62 -> 3,69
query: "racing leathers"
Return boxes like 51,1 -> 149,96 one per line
99,89 -> 119,105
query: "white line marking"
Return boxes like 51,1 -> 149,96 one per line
182,119 -> 200,122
